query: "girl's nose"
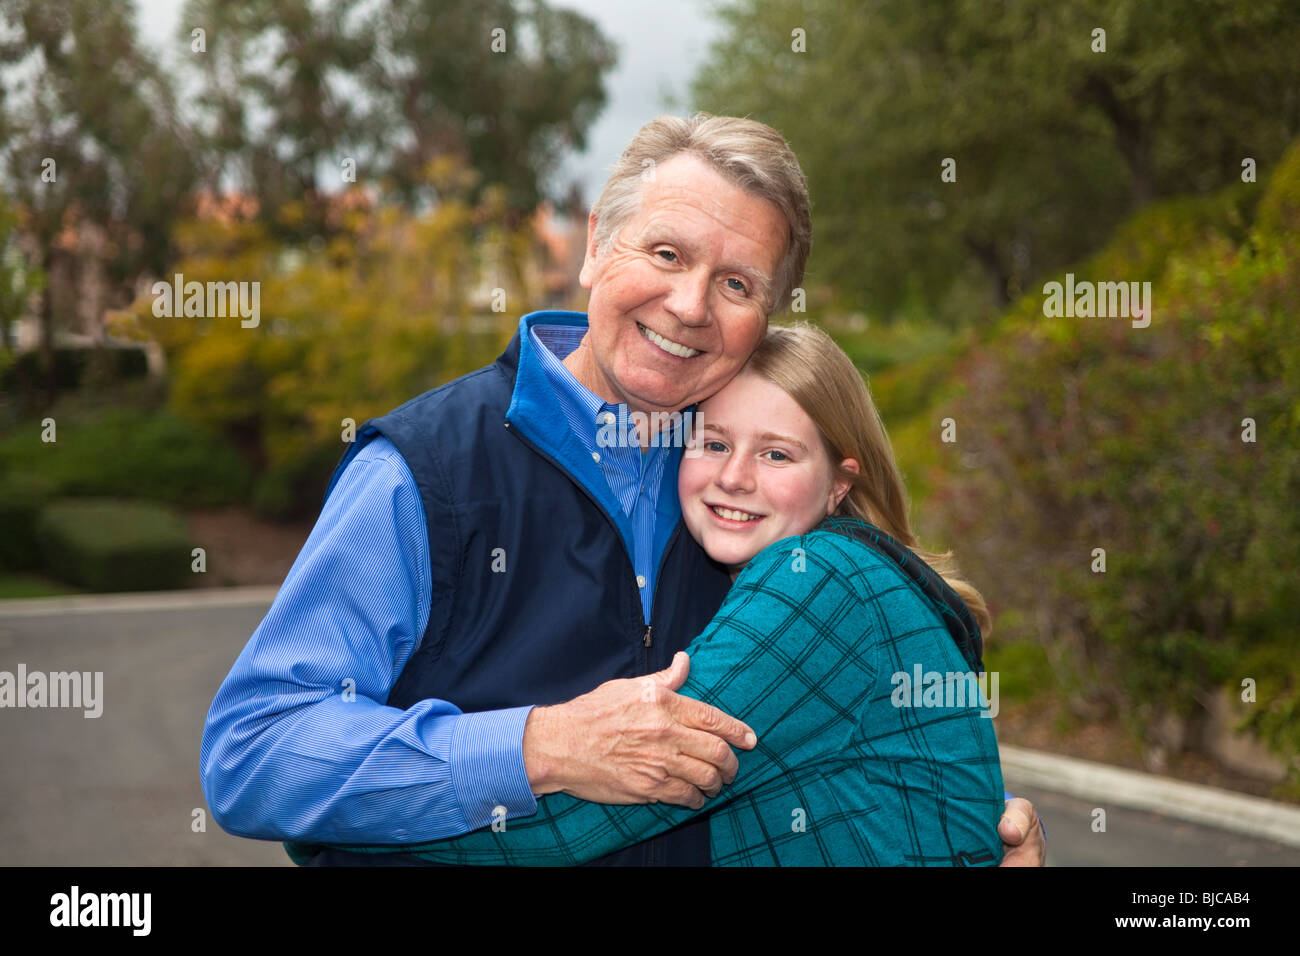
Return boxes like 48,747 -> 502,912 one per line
716,451 -> 756,494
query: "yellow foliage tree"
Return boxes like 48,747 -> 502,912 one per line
109,159 -> 535,515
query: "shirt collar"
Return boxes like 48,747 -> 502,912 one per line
530,322 -> 616,433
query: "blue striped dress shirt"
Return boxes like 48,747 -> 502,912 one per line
530,323 -> 675,621
199,318 -> 679,844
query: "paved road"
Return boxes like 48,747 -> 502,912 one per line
998,784 -> 1300,866
0,594 -> 286,865
2,593 -> 1298,866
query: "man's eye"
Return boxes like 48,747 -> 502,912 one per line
726,277 -> 748,294
657,249 -> 678,262
704,440 -> 727,452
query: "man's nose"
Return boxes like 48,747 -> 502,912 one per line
664,267 -> 710,326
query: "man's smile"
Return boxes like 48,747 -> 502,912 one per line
637,322 -> 701,359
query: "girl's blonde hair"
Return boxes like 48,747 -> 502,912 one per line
744,321 -> 992,638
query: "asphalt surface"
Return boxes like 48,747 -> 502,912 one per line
998,784 -> 1300,866
1,593 -> 1298,866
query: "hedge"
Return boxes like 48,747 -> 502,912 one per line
0,408 -> 252,508
34,498 -> 195,592
0,346 -> 149,394
0,473 -> 52,571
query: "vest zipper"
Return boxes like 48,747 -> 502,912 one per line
505,418 -> 650,654
643,521 -> 687,870
507,417 -> 687,869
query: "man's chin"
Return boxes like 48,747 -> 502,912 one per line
620,382 -> 700,414
615,361 -> 717,409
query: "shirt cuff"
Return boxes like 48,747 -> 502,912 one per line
449,705 -> 538,831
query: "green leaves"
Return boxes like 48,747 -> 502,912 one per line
905,144 -> 1300,780
692,0 -> 1300,324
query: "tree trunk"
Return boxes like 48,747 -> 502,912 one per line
963,235 -> 1012,309
39,271 -> 56,411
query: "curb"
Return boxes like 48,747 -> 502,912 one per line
0,586 -> 280,618
1000,743 -> 1300,848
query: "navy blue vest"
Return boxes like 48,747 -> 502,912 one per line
301,326 -> 734,865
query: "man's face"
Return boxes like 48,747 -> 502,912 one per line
575,152 -> 790,414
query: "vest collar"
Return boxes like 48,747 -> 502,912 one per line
500,310 -> 641,548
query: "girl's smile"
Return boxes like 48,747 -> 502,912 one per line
680,370 -> 856,574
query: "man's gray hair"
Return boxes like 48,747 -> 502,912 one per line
590,113 -> 812,315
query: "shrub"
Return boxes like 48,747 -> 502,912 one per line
0,346 -> 148,395
906,139 -> 1300,779
0,472 -> 53,571
35,498 -> 194,592
0,409 -> 252,508
251,443 -> 345,521
108,174 -> 521,523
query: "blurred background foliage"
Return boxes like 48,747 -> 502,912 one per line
0,0 -> 1296,789
694,0 -> 1299,325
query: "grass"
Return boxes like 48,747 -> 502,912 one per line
0,573 -> 85,599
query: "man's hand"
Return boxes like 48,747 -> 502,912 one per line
522,651 -> 757,810
998,796 -> 1047,866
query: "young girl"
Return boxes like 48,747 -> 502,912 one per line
292,322 -> 1004,865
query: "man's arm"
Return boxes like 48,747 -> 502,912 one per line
328,539 -> 1005,865
200,436 -> 753,845
521,651 -> 756,809
199,437 -> 536,843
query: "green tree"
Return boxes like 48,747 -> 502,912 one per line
897,141 -> 1300,782
0,193 -> 45,355
692,0 -> 1300,323
176,0 -> 380,242
0,0 -> 199,405
113,159 -> 530,519
369,0 -> 615,219
177,0 -> 616,234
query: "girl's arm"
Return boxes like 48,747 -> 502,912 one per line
312,534 -> 872,865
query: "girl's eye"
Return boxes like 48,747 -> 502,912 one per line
704,440 -> 727,453
766,449 -> 789,462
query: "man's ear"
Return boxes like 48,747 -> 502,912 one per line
830,458 -> 860,513
578,211 -> 601,291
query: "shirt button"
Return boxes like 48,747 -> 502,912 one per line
601,412 -> 616,425
592,452 -> 600,462
637,575 -> 646,588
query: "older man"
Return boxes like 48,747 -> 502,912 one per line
200,113 -> 1045,866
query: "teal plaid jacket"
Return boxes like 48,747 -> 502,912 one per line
294,517 -> 1005,866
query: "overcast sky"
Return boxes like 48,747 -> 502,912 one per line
131,0 -> 723,205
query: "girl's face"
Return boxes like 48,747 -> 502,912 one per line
680,370 -> 856,574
